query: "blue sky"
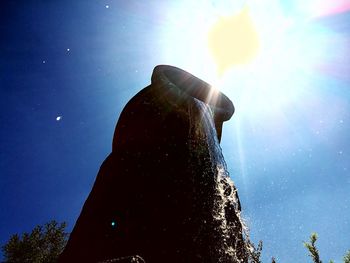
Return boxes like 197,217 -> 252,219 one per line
1,1 -> 349,262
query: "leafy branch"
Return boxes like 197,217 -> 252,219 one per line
304,233 -> 322,263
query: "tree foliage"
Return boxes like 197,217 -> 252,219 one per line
304,232 -> 322,263
344,250 -> 350,263
2,220 -> 68,263
303,233 -> 350,263
2,222 -> 350,263
247,233 -> 349,263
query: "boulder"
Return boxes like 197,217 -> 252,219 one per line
59,65 -> 247,262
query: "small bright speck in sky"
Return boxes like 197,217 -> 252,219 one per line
105,5 -> 109,9
56,116 -> 62,121
66,48 -> 70,52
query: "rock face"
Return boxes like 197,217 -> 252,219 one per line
59,65 -> 247,263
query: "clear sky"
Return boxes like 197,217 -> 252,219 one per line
1,1 -> 349,262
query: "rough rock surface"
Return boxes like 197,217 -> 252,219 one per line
59,65 -> 247,263
99,255 -> 145,263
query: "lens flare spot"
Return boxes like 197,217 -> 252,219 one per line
208,7 -> 260,75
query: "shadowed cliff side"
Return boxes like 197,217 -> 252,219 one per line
59,65 -> 247,263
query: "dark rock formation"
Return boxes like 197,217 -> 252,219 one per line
59,65 -> 247,263
99,255 -> 145,263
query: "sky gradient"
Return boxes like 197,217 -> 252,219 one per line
1,1 -> 349,262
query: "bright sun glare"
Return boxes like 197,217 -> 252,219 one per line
161,0 -> 335,118
208,7 -> 260,75
159,0 -> 347,180
205,3 -> 308,117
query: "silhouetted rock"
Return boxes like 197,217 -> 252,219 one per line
59,65 -> 247,262
99,255 -> 145,263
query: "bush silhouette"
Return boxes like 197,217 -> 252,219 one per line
2,221 -> 68,263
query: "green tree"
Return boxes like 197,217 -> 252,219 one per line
2,220 -> 68,263
304,233 -> 322,263
344,250 -> 350,263
303,233 -> 350,263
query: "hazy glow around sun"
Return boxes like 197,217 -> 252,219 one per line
160,0 -> 344,121
203,3 -> 307,118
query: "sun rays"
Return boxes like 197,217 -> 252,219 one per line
158,0 -> 349,159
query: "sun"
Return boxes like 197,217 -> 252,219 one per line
208,7 -> 260,75
159,1 -> 326,118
